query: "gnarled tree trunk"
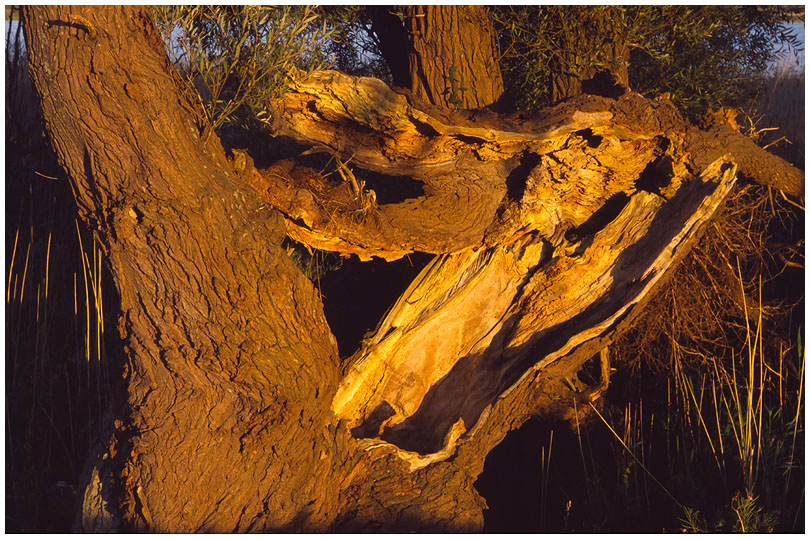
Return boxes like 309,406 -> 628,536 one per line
22,5 -> 801,533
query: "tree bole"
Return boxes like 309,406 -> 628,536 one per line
22,5 -> 802,532
405,5 -> 505,109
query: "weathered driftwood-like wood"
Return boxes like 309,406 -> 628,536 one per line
24,6 -> 799,532
256,71 -> 704,261
259,71 -> 739,466
345,159 -> 734,465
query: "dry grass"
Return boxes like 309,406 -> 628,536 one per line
5,197 -> 114,530
5,15 -> 115,530
614,182 -> 802,379
612,60 -> 803,386
598,56 -> 804,532
572,271 -> 803,530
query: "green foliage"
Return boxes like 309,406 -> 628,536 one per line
284,241 -> 344,284
150,6 -> 802,124
492,6 -> 802,119
151,6 -> 334,137
441,66 -> 469,107
492,6 -> 631,108
628,6 -> 802,120
681,492 -> 779,533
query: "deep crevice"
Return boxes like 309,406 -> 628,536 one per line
319,252 -> 434,358
455,134 -> 485,145
635,155 -> 674,196
574,128 -> 603,148
359,169 -> 425,205
576,352 -> 603,386
581,69 -> 627,99
566,192 -> 630,241
505,152 -> 543,201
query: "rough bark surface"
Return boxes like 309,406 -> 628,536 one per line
22,5 -> 803,533
686,124 -> 804,198
24,6 -> 344,532
405,5 -> 505,109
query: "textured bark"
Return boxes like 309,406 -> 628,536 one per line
24,6 -> 343,532
685,124 -> 804,198
405,5 -> 505,109
22,5 -> 802,534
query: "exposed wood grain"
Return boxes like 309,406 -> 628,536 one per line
23,5 -> 793,532
262,70 -> 740,466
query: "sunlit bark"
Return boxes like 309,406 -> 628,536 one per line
23,5 -> 801,533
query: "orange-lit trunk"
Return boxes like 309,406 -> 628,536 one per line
23,5 -> 797,533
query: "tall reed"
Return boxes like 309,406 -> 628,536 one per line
5,16 -> 114,527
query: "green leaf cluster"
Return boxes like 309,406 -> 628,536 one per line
151,6 -> 802,131
681,491 -> 779,533
492,6 -> 632,108
317,6 -> 392,81
151,6 -> 334,137
492,6 -> 803,119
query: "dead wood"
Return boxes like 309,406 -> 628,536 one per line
21,6 -> 781,531
686,124 -> 803,198
260,70 -> 739,468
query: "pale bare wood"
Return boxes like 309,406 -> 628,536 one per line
23,5 -> 793,530
260,70 -> 740,464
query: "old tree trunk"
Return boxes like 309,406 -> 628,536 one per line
403,5 -> 504,109
23,6 -> 802,533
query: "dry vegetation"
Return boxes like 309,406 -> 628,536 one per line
581,60 -> 805,532
756,56 -> 805,167
475,59 -> 803,533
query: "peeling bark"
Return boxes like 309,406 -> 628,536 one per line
22,5 -> 802,533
